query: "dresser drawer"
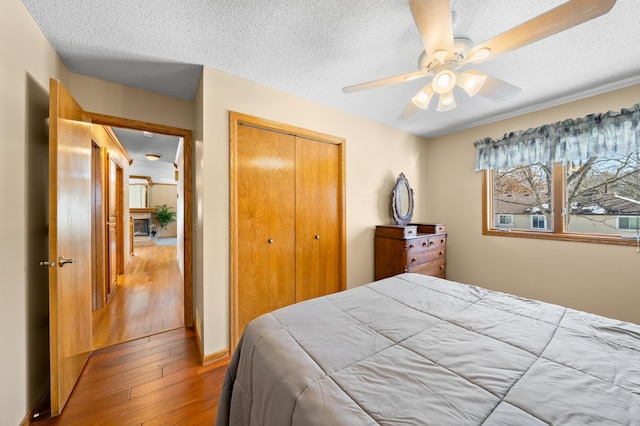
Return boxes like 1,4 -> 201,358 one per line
409,260 -> 446,278
407,244 -> 446,267
406,235 -> 446,261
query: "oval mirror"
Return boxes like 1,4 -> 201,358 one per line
391,173 -> 414,225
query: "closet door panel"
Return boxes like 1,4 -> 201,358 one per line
295,137 -> 341,302
237,125 -> 296,334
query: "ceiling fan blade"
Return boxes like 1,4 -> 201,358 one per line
409,0 -> 454,59
342,70 -> 427,93
398,101 -> 420,120
464,0 -> 617,64
476,73 -> 522,102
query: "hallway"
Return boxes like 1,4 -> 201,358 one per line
92,242 -> 184,349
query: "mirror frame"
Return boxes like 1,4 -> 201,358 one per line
391,172 -> 414,225
129,175 -> 153,211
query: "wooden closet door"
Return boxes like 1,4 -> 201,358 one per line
295,137 -> 341,301
236,125 -> 296,335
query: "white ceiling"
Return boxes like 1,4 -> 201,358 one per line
112,127 -> 180,184
21,0 -> 640,139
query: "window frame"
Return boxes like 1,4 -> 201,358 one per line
482,164 -> 638,246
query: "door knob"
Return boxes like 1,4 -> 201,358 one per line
314,235 -> 320,240
58,257 -> 76,267
268,238 -> 274,244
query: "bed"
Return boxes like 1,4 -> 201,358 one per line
216,273 -> 640,425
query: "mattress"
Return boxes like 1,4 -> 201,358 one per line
217,273 -> 640,425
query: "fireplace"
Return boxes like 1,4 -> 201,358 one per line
131,212 -> 152,236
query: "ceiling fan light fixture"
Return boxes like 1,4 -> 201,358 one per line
145,154 -> 161,161
432,65 -> 456,94
411,84 -> 435,109
436,90 -> 456,112
457,71 -> 487,97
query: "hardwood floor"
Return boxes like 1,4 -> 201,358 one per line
38,328 -> 228,425
92,244 -> 185,349
31,242 -> 226,424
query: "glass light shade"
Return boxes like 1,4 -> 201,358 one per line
457,71 -> 487,97
145,154 -> 161,161
436,91 -> 456,112
432,65 -> 457,94
411,84 -> 435,109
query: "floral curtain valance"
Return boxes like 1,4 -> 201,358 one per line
474,103 -> 640,170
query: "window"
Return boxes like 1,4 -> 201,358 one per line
475,103 -> 640,246
492,163 -> 551,232
497,214 -> 514,226
530,215 -> 547,229
483,153 -> 640,244
618,216 -> 640,230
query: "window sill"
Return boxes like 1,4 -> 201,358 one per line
483,228 -> 639,246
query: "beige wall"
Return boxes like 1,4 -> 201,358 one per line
67,73 -> 195,131
425,84 -> 640,325
199,66 -> 428,354
150,184 -> 178,237
1,0 -> 69,423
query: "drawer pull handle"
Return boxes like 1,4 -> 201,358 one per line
440,239 -> 445,244
407,230 -> 414,234
422,242 -> 427,247
411,258 -> 417,263
439,265 -> 444,270
439,251 -> 444,256
409,244 -> 414,249
430,241 -> 434,246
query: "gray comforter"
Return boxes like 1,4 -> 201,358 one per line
217,273 -> 640,425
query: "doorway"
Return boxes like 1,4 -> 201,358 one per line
89,113 -> 193,349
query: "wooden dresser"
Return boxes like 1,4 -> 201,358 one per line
374,223 -> 447,280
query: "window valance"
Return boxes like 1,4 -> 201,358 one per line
474,103 -> 640,170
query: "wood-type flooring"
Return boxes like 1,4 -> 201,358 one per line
92,244 -> 185,349
34,243 -> 228,424
37,328 -> 228,425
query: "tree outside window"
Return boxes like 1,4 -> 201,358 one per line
488,152 -> 640,240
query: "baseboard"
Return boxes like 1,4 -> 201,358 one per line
203,347 -> 231,366
197,348 -> 231,375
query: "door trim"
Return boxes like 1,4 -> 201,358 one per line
229,111 -> 346,351
88,112 -> 194,328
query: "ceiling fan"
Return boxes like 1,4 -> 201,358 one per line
342,0 -> 617,118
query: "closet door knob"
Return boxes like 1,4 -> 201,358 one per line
315,235 -> 320,240
268,238 -> 274,244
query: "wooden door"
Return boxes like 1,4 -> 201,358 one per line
236,124 -> 296,336
295,137 -> 341,301
107,156 -> 117,294
48,79 -> 92,416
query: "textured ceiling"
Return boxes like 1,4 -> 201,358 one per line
21,0 -> 640,139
